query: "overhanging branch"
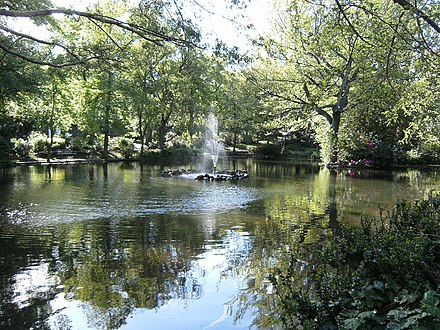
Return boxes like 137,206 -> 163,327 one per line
0,24 -> 80,59
0,42 -> 88,67
391,0 -> 440,34
0,8 -> 193,46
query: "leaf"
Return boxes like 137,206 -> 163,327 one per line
403,314 -> 423,328
421,290 -> 439,308
395,290 -> 418,304
387,309 -> 408,320
342,318 -> 364,330
425,306 -> 440,317
373,280 -> 384,292
358,310 -> 376,320
387,321 -> 405,330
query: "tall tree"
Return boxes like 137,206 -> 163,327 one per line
251,0 -> 439,165
66,0 -> 131,160
37,67 -> 72,162
251,0 -> 364,163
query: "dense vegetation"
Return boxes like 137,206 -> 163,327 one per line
268,194 -> 440,329
0,0 -> 438,166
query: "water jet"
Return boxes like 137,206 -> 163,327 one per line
203,106 -> 225,174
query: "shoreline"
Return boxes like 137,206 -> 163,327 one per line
3,157 -> 130,167
1,156 -> 439,170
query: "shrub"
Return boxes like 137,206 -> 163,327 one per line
109,137 -> 135,159
0,137 -> 12,161
255,143 -> 282,159
139,144 -> 197,163
29,132 -> 49,153
70,136 -> 89,151
12,138 -> 33,159
270,194 -> 440,329
340,133 -> 398,168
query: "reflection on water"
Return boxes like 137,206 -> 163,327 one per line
0,161 -> 438,329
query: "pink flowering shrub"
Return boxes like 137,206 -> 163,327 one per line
342,133 -> 395,168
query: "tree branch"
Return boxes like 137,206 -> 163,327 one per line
0,42 -> 89,67
0,8 -> 193,46
316,107 -> 333,125
334,0 -> 374,46
0,24 -> 81,59
392,0 -> 440,34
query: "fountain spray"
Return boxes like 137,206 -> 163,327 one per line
204,104 -> 224,174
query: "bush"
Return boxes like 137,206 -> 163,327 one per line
140,144 -> 197,163
255,143 -> 282,159
271,194 -> 440,329
12,138 -> 33,159
0,136 -> 12,160
70,136 -> 89,152
29,132 -> 49,153
109,137 -> 135,159
409,143 -> 440,164
340,133 -> 398,168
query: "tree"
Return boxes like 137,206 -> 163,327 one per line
210,43 -> 264,150
251,0 -> 363,163
0,0 -> 194,67
0,39 -> 47,159
251,0 -> 439,165
62,0 -> 132,159
333,0 -> 440,165
33,67 -> 73,161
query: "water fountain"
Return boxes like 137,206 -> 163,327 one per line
203,107 -> 225,174
161,104 -> 248,181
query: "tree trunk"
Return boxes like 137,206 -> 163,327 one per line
330,110 -> 342,163
47,85 -> 56,163
158,114 -> 166,150
189,108 -> 194,142
233,130 -> 237,153
47,128 -> 53,163
158,107 -> 173,150
103,72 -> 112,160
328,53 -> 353,164
138,110 -> 145,155
232,103 -> 237,153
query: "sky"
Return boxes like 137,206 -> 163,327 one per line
185,0 -> 273,48
49,0 -> 274,49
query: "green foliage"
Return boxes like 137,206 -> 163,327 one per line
0,120 -> 14,160
339,133 -> 397,168
315,122 -> 334,164
1,0 -> 439,165
249,0 -> 439,166
109,137 -> 135,159
0,136 -> 12,161
30,132 -> 50,153
11,138 -> 33,159
70,136 -> 91,153
255,143 -> 282,159
11,132 -> 67,158
271,194 -> 440,329
28,132 -> 65,153
140,144 -> 196,163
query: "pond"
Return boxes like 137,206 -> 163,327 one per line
0,160 -> 438,329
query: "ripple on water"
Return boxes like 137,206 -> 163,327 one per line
1,180 -> 261,226
135,184 -> 260,216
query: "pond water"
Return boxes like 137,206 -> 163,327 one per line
0,160 -> 438,329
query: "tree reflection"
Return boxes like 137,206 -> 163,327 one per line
1,162 -> 438,329
234,166 -> 344,327
0,214 -> 211,329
